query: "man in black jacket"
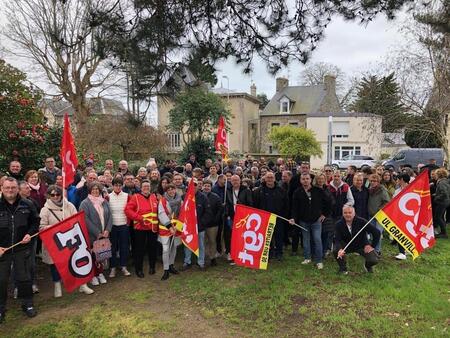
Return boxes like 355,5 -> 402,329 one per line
334,205 -> 380,274
225,175 -> 253,263
0,177 -> 40,323
182,178 -> 209,270
202,180 -> 223,266
253,172 -> 288,260
290,173 -> 330,269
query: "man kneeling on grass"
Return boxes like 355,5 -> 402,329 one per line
334,205 -> 380,274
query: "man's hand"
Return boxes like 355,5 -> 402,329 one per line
337,249 -> 345,259
169,227 -> 176,235
319,215 -> 326,223
364,245 -> 374,254
0,247 -> 6,257
288,218 -> 295,225
102,230 -> 109,238
21,234 -> 31,244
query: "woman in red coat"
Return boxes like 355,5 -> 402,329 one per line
124,180 -> 159,278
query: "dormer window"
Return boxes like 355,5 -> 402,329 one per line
280,97 -> 290,113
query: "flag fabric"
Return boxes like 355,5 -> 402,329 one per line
374,170 -> 435,259
214,116 -> 229,160
39,211 -> 94,292
230,205 -> 277,270
60,113 -> 78,188
178,180 -> 199,256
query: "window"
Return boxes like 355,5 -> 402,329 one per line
393,152 -> 405,161
271,122 -> 280,129
332,121 -> 349,138
334,146 -> 361,160
168,133 -> 181,149
289,122 -> 298,127
280,97 -> 290,113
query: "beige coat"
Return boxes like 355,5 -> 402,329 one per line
39,198 -> 77,264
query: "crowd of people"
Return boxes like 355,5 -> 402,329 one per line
1,154 -> 449,323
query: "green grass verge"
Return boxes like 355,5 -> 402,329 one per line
170,239 -> 450,337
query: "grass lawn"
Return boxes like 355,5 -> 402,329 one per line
2,238 -> 449,338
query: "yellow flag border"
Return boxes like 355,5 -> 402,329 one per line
259,214 -> 277,270
375,210 -> 420,259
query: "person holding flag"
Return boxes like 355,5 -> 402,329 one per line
334,205 -> 380,274
0,177 -> 40,323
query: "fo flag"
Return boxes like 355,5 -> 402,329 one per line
39,211 -> 94,292
214,116 -> 229,160
60,113 -> 78,187
178,180 -> 199,256
375,170 -> 435,259
231,205 -> 277,270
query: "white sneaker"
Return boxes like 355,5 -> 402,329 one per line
316,263 -> 324,270
109,268 -> 116,278
98,273 -> 107,284
395,253 -> 407,260
54,282 -> 62,298
90,276 -> 100,286
301,259 -> 311,265
79,284 -> 94,295
226,253 -> 232,261
32,284 -> 39,294
13,288 -> 18,299
121,267 -> 131,276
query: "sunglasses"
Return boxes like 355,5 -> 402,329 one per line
50,193 -> 61,197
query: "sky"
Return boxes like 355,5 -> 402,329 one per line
0,6 -> 408,121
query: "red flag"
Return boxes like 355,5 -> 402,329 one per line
375,170 -> 435,259
214,116 -> 229,160
178,180 -> 199,256
60,113 -> 78,187
230,205 -> 277,269
39,211 -> 94,292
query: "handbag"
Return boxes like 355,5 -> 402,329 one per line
92,237 -> 112,261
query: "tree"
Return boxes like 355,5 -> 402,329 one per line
77,114 -> 167,162
349,73 -> 406,132
89,1 -> 420,99
168,87 -> 230,143
257,93 -> 270,110
0,60 -> 62,172
268,126 -> 322,160
384,0 -> 449,155
4,0 -> 119,127
179,138 -> 215,166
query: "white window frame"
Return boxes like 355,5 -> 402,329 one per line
334,146 -> 361,160
280,97 -> 290,113
168,133 -> 181,150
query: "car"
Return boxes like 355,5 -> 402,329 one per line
332,155 -> 377,170
382,148 -> 444,172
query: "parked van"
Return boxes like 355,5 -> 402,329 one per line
382,148 -> 444,172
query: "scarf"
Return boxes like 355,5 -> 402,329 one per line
164,192 -> 182,217
52,199 -> 63,207
88,194 -> 105,228
28,182 -> 40,191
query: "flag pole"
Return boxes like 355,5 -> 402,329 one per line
275,215 -> 308,232
340,215 -> 377,255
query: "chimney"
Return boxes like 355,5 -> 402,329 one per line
250,83 -> 257,97
276,77 -> 289,92
323,75 -> 336,94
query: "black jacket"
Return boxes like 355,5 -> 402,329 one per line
334,216 -> 380,252
291,185 -> 331,223
0,196 -> 39,252
225,185 -> 253,220
252,183 -> 288,218
203,191 -> 223,228
351,186 -> 369,220
195,191 -> 209,232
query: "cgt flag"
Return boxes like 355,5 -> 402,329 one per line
230,205 -> 277,270
375,170 -> 435,259
60,113 -> 79,187
178,180 -> 199,256
39,211 -> 94,292
214,116 -> 229,161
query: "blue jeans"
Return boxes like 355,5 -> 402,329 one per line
371,219 -> 383,253
300,220 -> 323,263
110,225 -> 130,268
184,231 -> 205,267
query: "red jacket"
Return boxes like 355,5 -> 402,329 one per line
125,193 -> 159,232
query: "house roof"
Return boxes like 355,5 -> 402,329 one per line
261,84 -> 325,115
307,112 -> 381,118
210,87 -> 261,105
41,98 -> 127,117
